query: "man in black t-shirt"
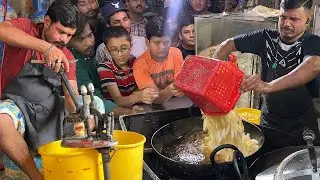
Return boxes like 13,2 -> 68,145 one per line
214,0 -> 320,148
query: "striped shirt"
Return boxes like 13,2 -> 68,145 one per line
97,56 -> 137,100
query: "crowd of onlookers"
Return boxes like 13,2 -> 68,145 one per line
0,0 -> 261,117
50,0 -> 256,116
67,0 -> 207,116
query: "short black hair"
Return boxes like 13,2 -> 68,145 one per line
178,15 -> 194,33
280,0 -> 313,10
71,15 -> 89,39
46,0 -> 79,29
103,26 -> 131,45
146,16 -> 171,40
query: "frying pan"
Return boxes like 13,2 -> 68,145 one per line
151,116 -> 265,178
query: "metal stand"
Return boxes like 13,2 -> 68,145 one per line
59,72 -> 118,180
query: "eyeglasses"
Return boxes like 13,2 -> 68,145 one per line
108,47 -> 130,56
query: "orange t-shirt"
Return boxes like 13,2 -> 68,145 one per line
133,47 -> 183,90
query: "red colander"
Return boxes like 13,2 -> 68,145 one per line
174,55 -> 244,115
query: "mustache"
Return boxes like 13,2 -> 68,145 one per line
84,46 -> 95,56
85,46 -> 95,53
281,26 -> 294,31
86,9 -> 98,17
53,42 -> 66,48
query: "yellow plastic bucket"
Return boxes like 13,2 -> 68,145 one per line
107,130 -> 146,180
234,108 -> 261,125
39,130 -> 146,180
38,141 -> 102,180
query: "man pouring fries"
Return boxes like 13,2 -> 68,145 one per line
214,0 -> 320,148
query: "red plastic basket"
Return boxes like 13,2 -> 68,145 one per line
174,55 -> 244,115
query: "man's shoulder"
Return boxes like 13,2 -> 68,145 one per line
62,47 -> 75,60
177,45 -> 184,51
7,18 -> 39,34
242,29 -> 278,38
301,32 -> 320,43
135,50 -> 149,61
263,29 -> 279,34
98,60 -> 114,71
169,47 -> 183,56
97,42 -> 106,49
7,18 -> 32,26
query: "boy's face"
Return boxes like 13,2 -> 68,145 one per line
179,24 -> 195,47
105,36 -> 132,67
147,36 -> 171,61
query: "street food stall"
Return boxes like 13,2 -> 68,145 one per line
3,0 -> 320,180
130,8 -> 320,180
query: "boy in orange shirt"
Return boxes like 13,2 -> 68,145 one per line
133,16 -> 184,104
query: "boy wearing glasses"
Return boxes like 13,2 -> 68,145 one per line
98,26 -> 158,107
133,16 -> 184,104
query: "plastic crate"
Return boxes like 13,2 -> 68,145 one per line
174,55 -> 244,115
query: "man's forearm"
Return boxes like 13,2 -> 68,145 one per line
213,39 -> 237,60
114,93 -> 140,108
0,22 -> 51,54
268,56 -> 320,93
153,86 -> 173,104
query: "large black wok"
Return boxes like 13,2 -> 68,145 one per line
151,116 -> 265,179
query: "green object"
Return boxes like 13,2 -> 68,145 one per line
272,62 -> 277,69
71,49 -> 117,113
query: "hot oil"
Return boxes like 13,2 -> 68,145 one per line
161,130 -> 211,165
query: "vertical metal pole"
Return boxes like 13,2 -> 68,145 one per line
99,148 -> 112,180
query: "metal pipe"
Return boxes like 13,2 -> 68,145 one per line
99,148 -> 112,180
102,152 -> 111,180
59,71 -> 83,111
107,115 -> 111,137
81,86 -> 92,138
110,112 -> 114,138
